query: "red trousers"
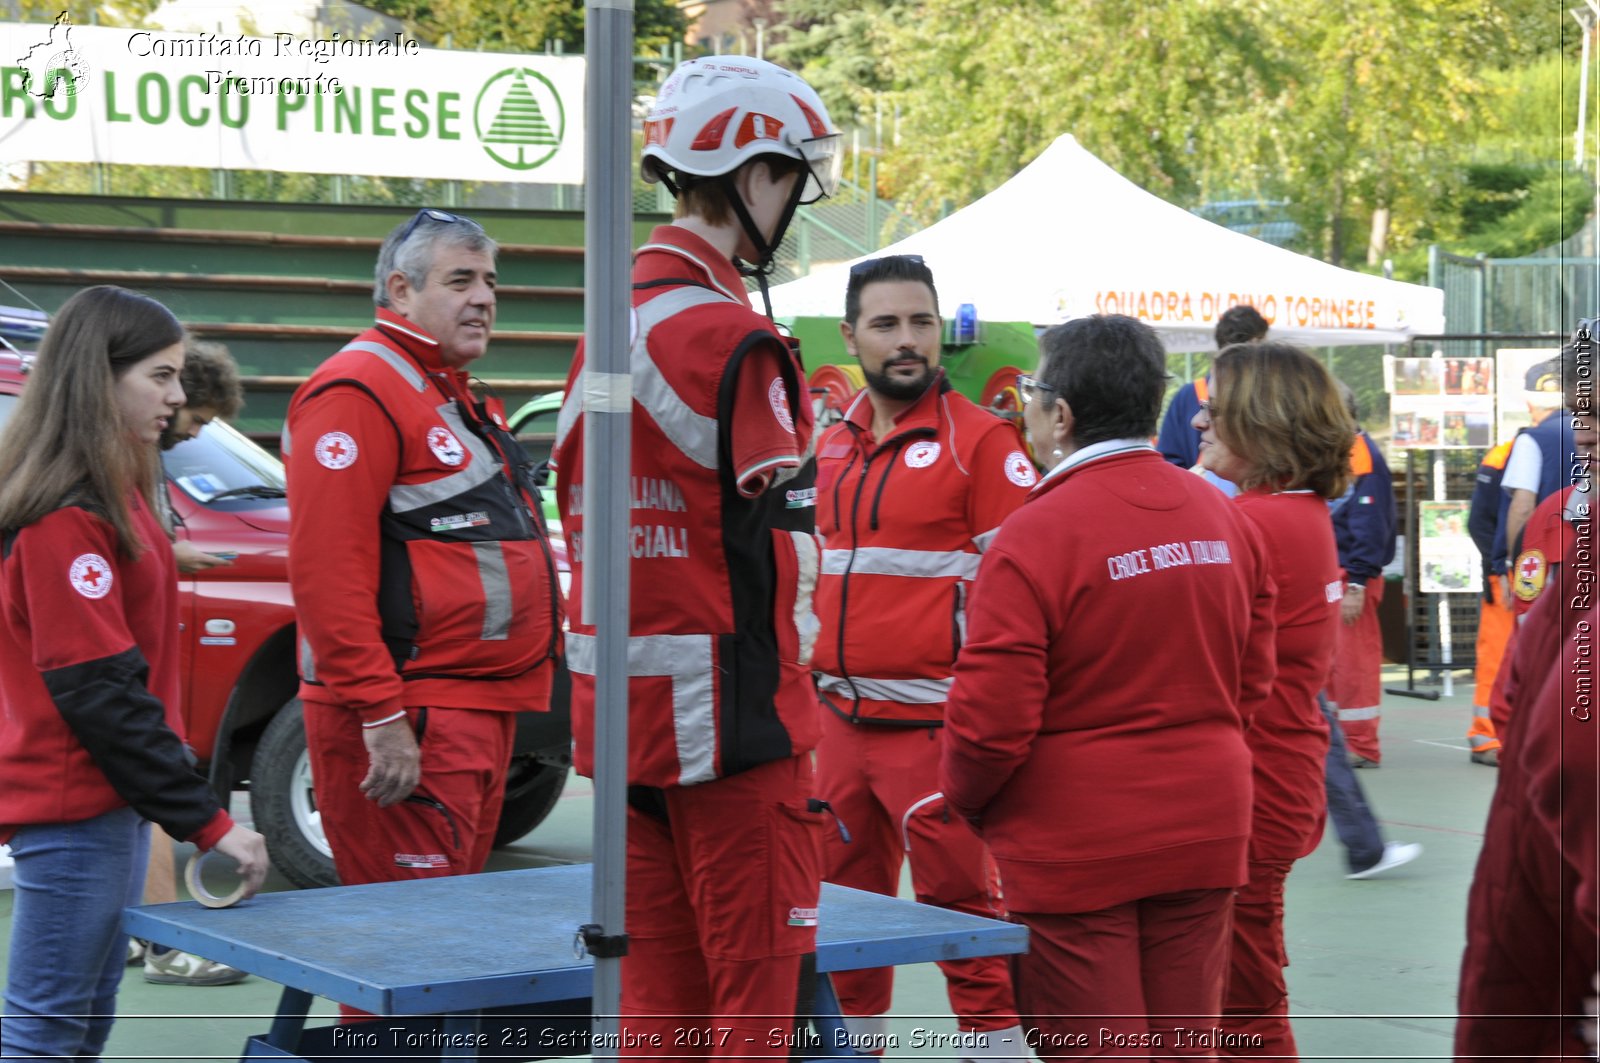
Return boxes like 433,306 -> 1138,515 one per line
1220,859 -> 1296,1059
305,705 -> 514,885
815,712 -> 1017,1032
1327,578 -> 1383,763
620,753 -> 822,1059
305,704 -> 515,1023
1011,888 -> 1234,1060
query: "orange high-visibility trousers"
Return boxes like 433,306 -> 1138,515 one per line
1471,578 -> 1513,754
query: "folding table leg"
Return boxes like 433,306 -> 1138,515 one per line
440,1012 -> 484,1059
265,986 -> 313,1051
809,973 -> 873,1061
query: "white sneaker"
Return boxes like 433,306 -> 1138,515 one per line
144,947 -> 249,986
1347,841 -> 1422,880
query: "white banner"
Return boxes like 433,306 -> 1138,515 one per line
0,17 -> 585,184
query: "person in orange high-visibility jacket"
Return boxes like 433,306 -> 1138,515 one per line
1466,439 -> 1515,765
811,255 -> 1032,1059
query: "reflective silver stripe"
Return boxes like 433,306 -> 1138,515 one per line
298,636 -> 317,682
791,531 -> 821,666
972,527 -> 1002,554
1336,705 -> 1380,721
473,541 -> 511,640
814,672 -> 952,704
342,340 -> 427,392
553,382 -> 584,455
820,546 -> 979,580
954,580 -> 968,648
566,631 -> 718,785
280,423 -> 293,456
632,287 -> 732,470
900,791 -> 944,852
387,402 -> 500,512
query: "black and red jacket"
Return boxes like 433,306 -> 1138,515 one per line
0,492 -> 231,848
285,309 -> 561,723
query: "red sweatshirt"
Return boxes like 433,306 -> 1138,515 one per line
0,494 -> 231,849
941,444 -> 1277,914
1231,487 -> 1339,861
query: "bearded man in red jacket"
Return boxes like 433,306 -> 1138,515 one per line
941,314 -> 1278,1056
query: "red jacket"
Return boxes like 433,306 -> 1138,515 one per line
286,309 -> 560,723
1231,488 -> 1339,861
0,494 -> 231,849
1455,580 -> 1596,1059
941,443 -> 1277,913
813,377 -> 1033,723
552,225 -> 822,787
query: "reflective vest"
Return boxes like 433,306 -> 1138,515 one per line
811,379 -> 1029,724
552,283 -> 822,788
288,334 -> 560,687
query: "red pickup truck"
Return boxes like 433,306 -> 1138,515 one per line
0,347 -> 571,889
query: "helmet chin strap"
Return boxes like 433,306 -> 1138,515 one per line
720,169 -> 808,321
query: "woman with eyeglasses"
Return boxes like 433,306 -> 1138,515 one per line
0,285 -> 269,1060
942,315 -> 1276,1054
1190,341 -> 1356,1057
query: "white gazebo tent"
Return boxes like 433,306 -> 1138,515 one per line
768,134 -> 1445,351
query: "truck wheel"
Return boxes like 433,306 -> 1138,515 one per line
493,757 -> 567,847
249,699 -> 339,890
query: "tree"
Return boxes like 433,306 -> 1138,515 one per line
365,0 -> 686,60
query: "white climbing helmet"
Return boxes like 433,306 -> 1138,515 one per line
641,55 -> 842,204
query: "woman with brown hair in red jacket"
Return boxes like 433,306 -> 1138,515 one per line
1192,341 -> 1357,1058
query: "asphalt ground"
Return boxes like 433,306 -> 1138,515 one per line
0,665 -> 1499,1061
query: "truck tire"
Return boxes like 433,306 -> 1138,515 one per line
492,756 -> 568,847
249,699 -> 339,890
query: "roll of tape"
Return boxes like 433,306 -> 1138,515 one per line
184,849 -> 248,909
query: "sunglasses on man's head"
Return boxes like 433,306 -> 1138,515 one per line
396,208 -> 462,245
848,253 -> 925,277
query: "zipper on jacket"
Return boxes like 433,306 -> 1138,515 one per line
834,451 -> 875,720
403,792 -> 462,851
868,442 -> 902,531
831,448 -> 858,535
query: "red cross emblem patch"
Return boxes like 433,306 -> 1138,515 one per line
69,553 -> 113,599
1512,548 -> 1547,603
427,426 -> 466,466
314,431 -> 358,470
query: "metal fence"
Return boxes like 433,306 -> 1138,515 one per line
1430,216 -> 1600,349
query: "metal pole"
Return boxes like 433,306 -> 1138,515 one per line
584,0 -> 634,1048
1575,9 -> 1593,169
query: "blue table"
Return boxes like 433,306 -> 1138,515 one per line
124,863 -> 1027,1061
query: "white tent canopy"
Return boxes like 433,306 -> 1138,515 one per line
769,134 -> 1445,352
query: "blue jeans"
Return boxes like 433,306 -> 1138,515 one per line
1318,693 -> 1384,872
2,807 -> 150,1060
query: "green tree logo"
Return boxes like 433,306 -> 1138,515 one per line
474,68 -> 565,171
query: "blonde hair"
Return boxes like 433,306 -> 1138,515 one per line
1210,342 -> 1356,499
0,286 -> 184,555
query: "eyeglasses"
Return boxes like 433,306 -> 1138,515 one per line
396,208 -> 462,246
1016,373 -> 1057,405
848,254 -> 925,277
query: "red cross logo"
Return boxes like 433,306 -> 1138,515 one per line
69,553 -> 113,599
1519,555 -> 1541,580
314,431 -> 358,470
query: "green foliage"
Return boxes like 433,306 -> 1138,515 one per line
778,0 -> 1562,270
363,0 -> 687,58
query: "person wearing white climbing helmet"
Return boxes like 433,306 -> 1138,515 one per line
550,56 -> 840,1054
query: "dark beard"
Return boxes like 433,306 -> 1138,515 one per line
862,359 -> 936,402
159,425 -> 181,451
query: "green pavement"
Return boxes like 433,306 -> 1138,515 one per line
0,666 -> 1497,1060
